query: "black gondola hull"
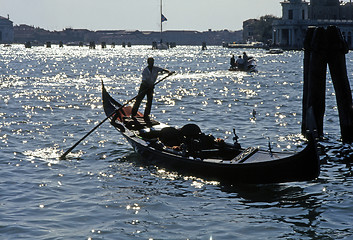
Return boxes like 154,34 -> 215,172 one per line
122,133 -> 319,184
102,81 -> 320,184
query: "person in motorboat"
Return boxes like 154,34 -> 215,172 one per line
230,55 -> 236,68
236,56 -> 245,70
243,52 -> 249,64
131,57 -> 173,122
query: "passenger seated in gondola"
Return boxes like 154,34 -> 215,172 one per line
165,124 -> 222,155
141,123 -> 234,158
158,127 -> 183,147
180,124 -> 216,150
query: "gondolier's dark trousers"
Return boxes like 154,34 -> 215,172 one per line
131,82 -> 154,117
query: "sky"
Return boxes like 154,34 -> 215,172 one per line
0,0 -> 283,31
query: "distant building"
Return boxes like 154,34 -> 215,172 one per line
14,24 -> 37,43
272,0 -> 353,49
0,15 -> 14,43
12,25 -> 242,46
90,29 -> 242,46
243,19 -> 258,42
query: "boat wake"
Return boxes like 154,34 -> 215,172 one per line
23,146 -> 82,163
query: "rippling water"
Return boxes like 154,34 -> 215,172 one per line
1,44 -> 353,239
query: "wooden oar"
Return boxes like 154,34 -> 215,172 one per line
60,72 -> 175,159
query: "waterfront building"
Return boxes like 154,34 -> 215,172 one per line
272,0 -> 353,49
0,15 -> 14,43
243,16 -> 280,44
243,19 -> 258,42
12,26 -> 241,46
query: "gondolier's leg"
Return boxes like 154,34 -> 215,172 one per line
131,83 -> 148,117
144,88 -> 154,119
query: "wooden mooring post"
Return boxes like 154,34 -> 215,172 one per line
25,41 -> 31,48
202,42 -> 207,50
302,27 -> 327,138
89,41 -> 96,49
302,26 -> 353,143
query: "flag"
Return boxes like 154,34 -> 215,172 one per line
161,14 -> 167,22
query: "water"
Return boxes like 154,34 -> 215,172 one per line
1,44 -> 353,240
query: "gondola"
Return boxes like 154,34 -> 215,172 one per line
102,82 -> 320,184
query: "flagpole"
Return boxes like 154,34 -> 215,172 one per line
160,0 -> 163,41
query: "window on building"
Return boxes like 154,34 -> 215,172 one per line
288,10 -> 293,20
302,10 -> 305,20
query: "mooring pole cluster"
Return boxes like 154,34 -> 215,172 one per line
302,25 -> 353,143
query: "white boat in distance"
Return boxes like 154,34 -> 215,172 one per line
153,0 -> 169,50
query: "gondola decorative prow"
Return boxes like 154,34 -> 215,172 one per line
268,137 -> 273,157
233,128 -> 241,149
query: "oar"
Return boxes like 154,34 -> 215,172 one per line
60,72 -> 175,159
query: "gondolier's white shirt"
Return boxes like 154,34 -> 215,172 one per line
142,66 -> 164,87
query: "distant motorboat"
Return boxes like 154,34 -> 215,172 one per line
225,41 -> 265,49
229,57 -> 258,73
152,41 -> 169,50
267,49 -> 284,54
66,42 -> 81,46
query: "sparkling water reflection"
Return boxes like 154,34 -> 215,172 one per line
0,44 -> 353,239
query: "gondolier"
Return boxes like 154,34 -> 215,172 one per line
131,57 -> 173,121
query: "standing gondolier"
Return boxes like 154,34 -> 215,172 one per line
131,57 -> 173,121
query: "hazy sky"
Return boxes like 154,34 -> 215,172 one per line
0,0 -> 283,31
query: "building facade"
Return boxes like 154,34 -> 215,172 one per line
272,0 -> 353,49
243,19 -> 258,42
0,16 -> 14,43
13,26 -> 242,46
